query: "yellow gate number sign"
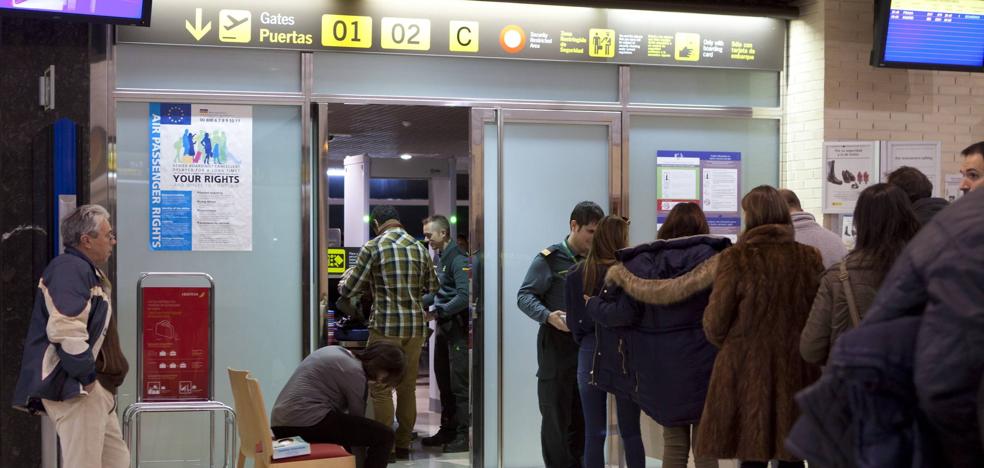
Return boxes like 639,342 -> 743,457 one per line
322,15 -> 373,48
381,17 -> 431,51
327,248 -> 347,274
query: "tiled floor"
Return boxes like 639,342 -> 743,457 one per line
390,380 -> 471,468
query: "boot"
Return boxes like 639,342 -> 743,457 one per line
827,161 -> 843,185
863,171 -> 870,184
422,429 -> 455,447
857,171 -> 863,184
443,434 -> 470,453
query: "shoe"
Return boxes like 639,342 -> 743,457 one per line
394,448 -> 411,460
841,170 -> 853,183
863,171 -> 870,184
443,435 -> 470,453
422,429 -> 454,447
827,161 -> 843,185
857,171 -> 863,184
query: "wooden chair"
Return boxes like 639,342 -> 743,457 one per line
227,368 -> 356,468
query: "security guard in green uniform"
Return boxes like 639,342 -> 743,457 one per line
421,215 -> 471,453
518,201 -> 605,468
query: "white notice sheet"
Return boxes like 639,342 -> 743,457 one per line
660,168 -> 698,200
702,168 -> 738,212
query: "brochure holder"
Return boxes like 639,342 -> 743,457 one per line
122,272 -> 236,467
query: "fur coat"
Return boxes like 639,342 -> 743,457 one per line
693,224 -> 824,462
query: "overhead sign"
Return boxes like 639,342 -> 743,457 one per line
118,0 -> 785,71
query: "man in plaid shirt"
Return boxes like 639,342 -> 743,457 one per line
339,205 -> 438,460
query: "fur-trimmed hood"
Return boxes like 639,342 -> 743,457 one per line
604,235 -> 731,305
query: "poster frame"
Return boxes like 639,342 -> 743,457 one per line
822,141 -> 880,215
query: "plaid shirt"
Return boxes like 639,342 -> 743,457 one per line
340,228 -> 439,337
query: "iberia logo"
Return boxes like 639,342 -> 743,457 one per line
499,25 -> 526,54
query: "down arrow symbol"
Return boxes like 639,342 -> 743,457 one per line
185,8 -> 213,41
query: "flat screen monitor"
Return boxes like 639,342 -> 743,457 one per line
0,0 -> 151,26
871,0 -> 983,72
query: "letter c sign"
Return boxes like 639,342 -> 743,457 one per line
449,21 -> 479,53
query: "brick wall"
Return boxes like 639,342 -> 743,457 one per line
784,0 -> 826,215
785,0 -> 984,216
822,0 -> 984,189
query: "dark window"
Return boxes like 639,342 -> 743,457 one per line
456,173 -> 470,201
369,178 -> 429,200
328,176 -> 344,199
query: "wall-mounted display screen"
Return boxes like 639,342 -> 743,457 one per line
872,0 -> 983,72
0,0 -> 151,26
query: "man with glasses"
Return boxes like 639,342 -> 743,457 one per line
13,204 -> 130,468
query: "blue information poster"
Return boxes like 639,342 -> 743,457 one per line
149,103 -> 253,251
657,150 -> 741,241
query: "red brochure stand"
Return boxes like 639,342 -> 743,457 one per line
122,273 -> 236,467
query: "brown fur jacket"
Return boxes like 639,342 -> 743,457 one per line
686,224 -> 824,462
604,254 -> 721,305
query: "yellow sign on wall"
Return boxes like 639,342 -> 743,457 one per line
322,14 -> 373,48
589,28 -> 615,58
327,248 -> 347,274
449,20 -> 479,52
381,17 -> 431,51
674,32 -> 701,62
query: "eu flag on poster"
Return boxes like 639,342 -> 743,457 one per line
161,103 -> 191,125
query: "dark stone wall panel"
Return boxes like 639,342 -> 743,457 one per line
0,17 -> 90,467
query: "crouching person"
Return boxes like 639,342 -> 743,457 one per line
271,342 -> 406,468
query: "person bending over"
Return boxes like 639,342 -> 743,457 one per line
271,342 -> 405,468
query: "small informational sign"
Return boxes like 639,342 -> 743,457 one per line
118,0 -> 785,71
141,287 -> 210,402
944,173 -> 965,202
880,141 -> 942,197
326,248 -> 346,274
327,247 -> 365,277
656,150 -> 741,239
823,141 -> 879,214
149,103 -> 253,251
840,215 -> 857,251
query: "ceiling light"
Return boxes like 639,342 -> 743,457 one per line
400,153 -> 413,160
325,168 -> 345,176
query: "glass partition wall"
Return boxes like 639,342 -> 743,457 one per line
94,39 -> 782,467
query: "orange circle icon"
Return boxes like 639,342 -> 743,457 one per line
499,25 -> 526,54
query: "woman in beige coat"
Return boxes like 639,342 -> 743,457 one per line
800,183 -> 920,364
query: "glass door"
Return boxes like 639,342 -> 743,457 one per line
471,108 -> 622,468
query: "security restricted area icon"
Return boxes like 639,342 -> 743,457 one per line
219,9 -> 252,43
674,32 -> 701,62
589,28 -> 615,58
499,25 -> 526,54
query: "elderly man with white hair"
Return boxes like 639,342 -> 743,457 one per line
12,204 -> 130,468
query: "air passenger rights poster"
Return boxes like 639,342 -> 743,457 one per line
149,103 -> 252,251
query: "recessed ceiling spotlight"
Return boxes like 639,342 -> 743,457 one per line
401,121 -> 412,128
400,153 -> 413,160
